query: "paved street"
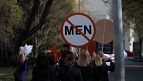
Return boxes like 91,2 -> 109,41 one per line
109,57 -> 143,81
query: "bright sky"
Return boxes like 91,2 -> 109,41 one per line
78,0 -> 112,21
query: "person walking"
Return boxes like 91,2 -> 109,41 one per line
14,54 -> 28,81
31,49 -> 59,81
92,51 -> 115,81
58,51 -> 82,81
77,49 -> 95,81
31,52 -> 50,81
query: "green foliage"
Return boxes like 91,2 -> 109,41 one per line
0,0 -> 23,48
17,0 -> 33,22
0,0 -> 23,27
122,0 -> 143,39
0,0 -> 76,50
0,0 -> 76,66
33,0 -> 76,49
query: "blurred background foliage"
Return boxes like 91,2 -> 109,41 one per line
0,0 -> 76,66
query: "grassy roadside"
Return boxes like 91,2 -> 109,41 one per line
0,67 -> 32,81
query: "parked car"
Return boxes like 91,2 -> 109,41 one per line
125,50 -> 135,57
103,50 -> 133,61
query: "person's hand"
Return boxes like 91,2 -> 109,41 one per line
80,49 -> 86,53
19,54 -> 26,62
98,51 -> 104,58
111,59 -> 115,63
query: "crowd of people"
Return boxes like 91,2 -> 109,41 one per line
14,44 -> 115,81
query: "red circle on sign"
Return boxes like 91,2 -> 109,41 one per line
61,13 -> 96,48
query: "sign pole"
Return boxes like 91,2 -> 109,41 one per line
78,0 -> 80,12
113,0 -> 125,81
101,15 -> 110,52
101,19 -> 107,52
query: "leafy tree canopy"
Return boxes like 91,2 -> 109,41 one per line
122,0 -> 143,39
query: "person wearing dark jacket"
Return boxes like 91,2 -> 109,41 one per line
46,51 -> 59,81
58,44 -> 71,67
14,54 -> 28,81
31,52 -> 50,81
58,52 -> 82,81
92,51 -> 115,81
31,50 -> 58,81
58,50 -> 71,67
77,49 -> 95,81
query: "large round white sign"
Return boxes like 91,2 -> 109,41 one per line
61,13 -> 96,47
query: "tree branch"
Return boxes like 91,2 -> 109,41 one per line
19,0 -> 54,45
25,0 -> 40,30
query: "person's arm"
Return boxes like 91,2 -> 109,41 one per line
104,60 -> 115,72
18,54 -> 28,71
